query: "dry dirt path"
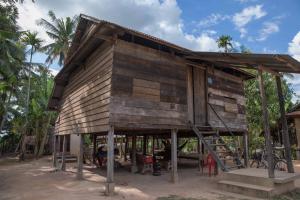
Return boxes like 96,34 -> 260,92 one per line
1,156 -> 300,200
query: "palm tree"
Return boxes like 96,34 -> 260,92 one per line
217,35 -> 233,53
38,11 -> 78,66
19,31 -> 43,160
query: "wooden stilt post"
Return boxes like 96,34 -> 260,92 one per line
143,135 -> 147,155
131,135 -> 137,173
77,134 -> 84,179
171,129 -> 178,183
52,135 -> 57,168
125,135 -> 128,161
197,137 -> 203,172
242,132 -> 249,168
93,134 -> 97,165
105,126 -> 115,195
275,76 -> 294,173
258,69 -> 274,178
58,135 -> 61,154
61,135 -> 66,171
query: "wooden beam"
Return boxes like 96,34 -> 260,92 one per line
171,129 -> 178,183
77,134 -> 84,179
93,134 -> 96,164
258,66 -> 281,76
242,132 -> 249,168
258,69 -> 274,178
105,126 -> 115,196
52,135 -> 57,169
131,135 -> 138,173
61,135 -> 66,171
275,76 -> 294,173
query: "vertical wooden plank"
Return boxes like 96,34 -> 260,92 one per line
61,135 -> 66,171
52,135 -> 57,168
258,70 -> 274,178
131,135 -> 138,173
187,66 -> 194,123
243,132 -> 249,168
171,129 -> 178,183
275,76 -> 294,173
58,135 -> 61,154
77,134 -> 84,179
193,67 -> 207,125
197,138 -> 203,172
105,126 -> 115,195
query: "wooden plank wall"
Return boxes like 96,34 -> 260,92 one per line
109,40 -> 188,130
207,68 -> 247,131
55,43 -> 113,135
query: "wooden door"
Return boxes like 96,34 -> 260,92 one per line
187,66 -> 207,126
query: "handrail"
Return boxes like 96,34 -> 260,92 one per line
207,102 -> 235,137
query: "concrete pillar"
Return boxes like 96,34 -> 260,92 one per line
105,126 -> 115,196
52,135 -> 57,168
242,132 -> 249,168
77,134 -> 83,179
131,135 -> 138,173
61,135 -> 66,171
171,129 -> 178,183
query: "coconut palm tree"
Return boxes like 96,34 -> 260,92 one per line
19,31 -> 43,160
38,10 -> 78,66
217,35 -> 233,53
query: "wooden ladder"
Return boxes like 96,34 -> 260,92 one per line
191,124 -> 244,172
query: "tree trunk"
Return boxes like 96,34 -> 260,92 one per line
0,91 -> 12,132
38,115 -> 51,158
34,120 -> 39,158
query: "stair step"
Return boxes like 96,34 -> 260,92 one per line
218,180 -> 273,198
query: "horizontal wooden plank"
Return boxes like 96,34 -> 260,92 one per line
115,40 -> 186,66
60,95 -> 110,117
110,104 -> 187,119
57,125 -> 109,135
111,96 -> 187,112
133,86 -> 160,96
61,71 -> 112,106
59,112 -> 110,128
133,78 -> 160,89
59,104 -> 109,122
208,88 -> 245,105
210,69 -> 243,84
57,118 -> 109,132
132,93 -> 160,102
109,113 -> 187,126
60,84 -> 111,112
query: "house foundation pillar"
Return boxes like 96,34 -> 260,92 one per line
105,126 -> 115,195
171,129 -> 178,183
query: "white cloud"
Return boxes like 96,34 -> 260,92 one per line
288,31 -> 300,61
17,0 -> 220,52
232,5 -> 267,37
257,21 -> 279,41
197,14 -> 230,28
49,68 -> 59,76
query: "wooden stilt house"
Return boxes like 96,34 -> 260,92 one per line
48,14 -> 300,195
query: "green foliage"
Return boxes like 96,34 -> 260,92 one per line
217,35 -> 233,53
38,10 -> 78,66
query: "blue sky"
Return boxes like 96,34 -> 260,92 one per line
17,0 -> 300,100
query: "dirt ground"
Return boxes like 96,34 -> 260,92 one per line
1,156 -> 300,200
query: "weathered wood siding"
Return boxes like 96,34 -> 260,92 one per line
109,40 -> 188,130
207,68 -> 247,131
55,43 -> 113,135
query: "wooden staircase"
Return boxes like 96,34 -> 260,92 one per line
191,124 -> 244,172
